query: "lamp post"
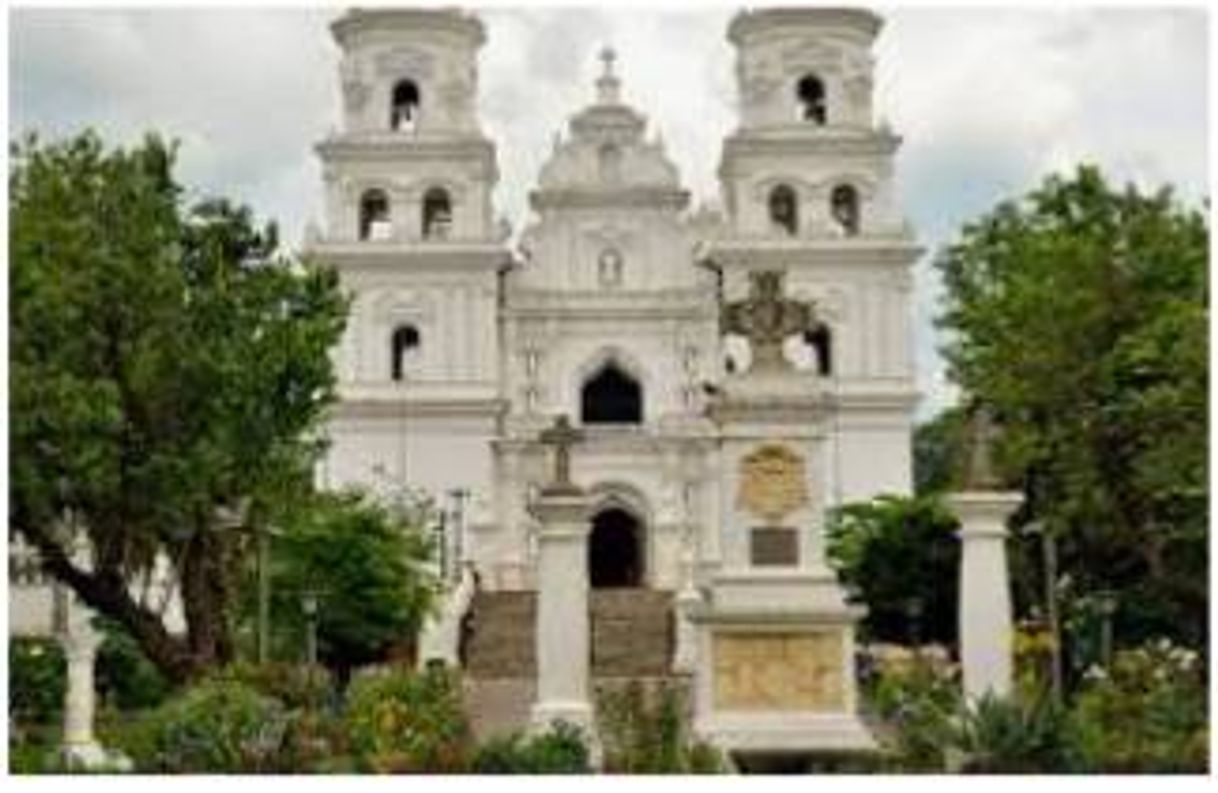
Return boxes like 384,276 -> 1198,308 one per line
1025,520 -> 1062,702
1095,589 -> 1118,668
301,591 -> 319,666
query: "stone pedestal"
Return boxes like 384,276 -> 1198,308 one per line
528,489 -> 597,742
947,491 -> 1021,701
694,369 -> 874,756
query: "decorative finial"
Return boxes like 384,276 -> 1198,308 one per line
599,46 -> 616,77
596,45 -> 621,104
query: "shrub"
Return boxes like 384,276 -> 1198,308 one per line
9,638 -> 66,727
863,649 -> 961,771
953,693 -> 1079,773
596,679 -> 723,773
343,664 -> 471,772
1071,639 -> 1208,772
94,619 -> 174,711
119,678 -> 289,773
470,721 -> 590,773
217,662 -> 339,772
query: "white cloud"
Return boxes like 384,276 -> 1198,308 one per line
9,6 -> 1208,419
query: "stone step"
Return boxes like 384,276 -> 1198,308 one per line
463,589 -> 675,679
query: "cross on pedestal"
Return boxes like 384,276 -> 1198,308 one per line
539,414 -> 585,494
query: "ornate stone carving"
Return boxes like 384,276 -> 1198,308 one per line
712,631 -> 845,711
737,443 -> 808,522
721,270 -> 819,372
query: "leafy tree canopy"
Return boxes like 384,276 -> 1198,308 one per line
828,495 -> 961,646
935,164 -> 1208,647
10,130 -> 348,681
242,490 -> 438,678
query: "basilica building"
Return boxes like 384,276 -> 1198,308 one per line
306,6 -> 921,756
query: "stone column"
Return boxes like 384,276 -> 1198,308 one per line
528,490 -> 596,736
947,491 -> 1022,701
58,594 -> 109,769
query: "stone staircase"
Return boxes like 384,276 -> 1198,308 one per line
461,588 -> 677,740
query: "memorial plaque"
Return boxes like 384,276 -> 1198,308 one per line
750,526 -> 798,566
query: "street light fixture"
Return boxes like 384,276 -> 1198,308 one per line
301,591 -> 319,666
1024,520 -> 1062,702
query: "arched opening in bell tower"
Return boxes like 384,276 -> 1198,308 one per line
589,507 -> 644,588
390,324 -> 421,381
797,74 -> 827,124
768,184 -> 798,236
422,187 -> 453,240
803,324 -> 833,376
390,79 -> 420,131
581,363 -> 643,424
831,184 -> 860,236
359,189 -> 391,241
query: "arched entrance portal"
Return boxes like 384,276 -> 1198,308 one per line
589,507 -> 644,588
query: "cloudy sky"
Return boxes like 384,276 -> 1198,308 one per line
9,3 -> 1210,417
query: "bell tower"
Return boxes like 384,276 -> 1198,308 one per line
708,8 -> 922,502
310,9 -> 506,541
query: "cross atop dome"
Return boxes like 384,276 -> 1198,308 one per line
596,45 -> 621,104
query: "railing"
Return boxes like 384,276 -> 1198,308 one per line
416,561 -> 478,669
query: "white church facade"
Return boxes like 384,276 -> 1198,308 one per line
305,6 -> 922,756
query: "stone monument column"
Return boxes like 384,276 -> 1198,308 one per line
947,405 -> 1021,701
61,620 -> 103,764
528,416 -> 597,743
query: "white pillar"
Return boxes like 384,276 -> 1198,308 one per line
528,491 -> 596,737
60,617 -> 107,768
947,491 -> 1022,701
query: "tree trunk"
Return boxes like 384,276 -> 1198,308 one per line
16,520 -> 203,685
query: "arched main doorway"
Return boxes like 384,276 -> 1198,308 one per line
588,507 -> 644,588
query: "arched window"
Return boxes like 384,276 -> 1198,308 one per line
599,143 -> 622,183
797,74 -> 827,125
390,80 -> 420,132
831,184 -> 860,236
581,362 -> 642,424
422,187 -> 452,240
390,324 -> 420,381
598,247 -> 623,288
768,184 -> 798,236
804,324 -> 832,376
359,189 -> 391,241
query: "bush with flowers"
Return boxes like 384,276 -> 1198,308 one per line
343,663 -> 471,772
1070,638 -> 1208,773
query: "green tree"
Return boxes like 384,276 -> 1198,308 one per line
10,131 -> 348,682
827,495 -> 960,645
936,165 -> 1208,647
246,490 -> 437,679
913,406 -> 969,495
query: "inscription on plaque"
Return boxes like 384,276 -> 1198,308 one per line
737,443 -> 808,522
750,526 -> 799,566
712,631 -> 845,712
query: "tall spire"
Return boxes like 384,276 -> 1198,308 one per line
596,45 -> 621,104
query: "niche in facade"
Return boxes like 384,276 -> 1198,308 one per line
598,247 -> 623,288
